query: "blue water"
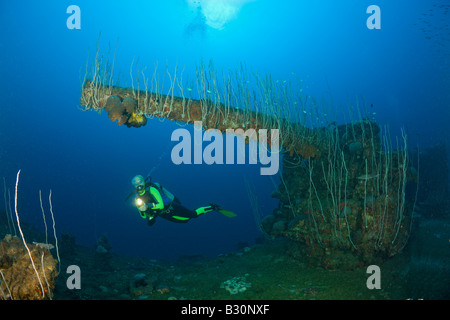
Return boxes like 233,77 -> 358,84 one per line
0,0 -> 449,261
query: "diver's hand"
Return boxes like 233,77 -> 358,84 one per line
147,215 -> 156,226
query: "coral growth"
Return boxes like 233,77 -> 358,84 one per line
220,275 -> 251,295
0,234 -> 58,300
266,121 -> 416,269
127,111 -> 147,128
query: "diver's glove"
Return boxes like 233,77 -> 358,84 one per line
147,215 -> 156,226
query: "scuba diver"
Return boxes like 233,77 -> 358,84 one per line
129,175 -> 236,226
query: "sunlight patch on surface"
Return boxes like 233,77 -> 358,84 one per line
187,0 -> 255,30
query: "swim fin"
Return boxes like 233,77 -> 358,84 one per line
210,203 -> 237,217
218,208 -> 237,218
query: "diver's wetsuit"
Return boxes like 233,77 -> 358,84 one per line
136,185 -> 214,226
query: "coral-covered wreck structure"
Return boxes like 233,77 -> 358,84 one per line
79,45 -> 417,269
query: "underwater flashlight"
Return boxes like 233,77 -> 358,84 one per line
136,198 -> 144,206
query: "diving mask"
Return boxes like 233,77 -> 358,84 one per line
132,175 -> 146,191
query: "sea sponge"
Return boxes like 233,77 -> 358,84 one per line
104,95 -> 122,112
103,95 -> 146,127
108,107 -> 128,125
104,95 -> 128,125
122,97 -> 138,114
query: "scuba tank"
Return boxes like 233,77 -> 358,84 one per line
151,182 -> 174,207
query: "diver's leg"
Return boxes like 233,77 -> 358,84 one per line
160,203 -> 215,223
156,203 -> 194,223
162,215 -> 191,223
173,196 -> 182,205
169,203 -> 200,220
171,202 -> 214,218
